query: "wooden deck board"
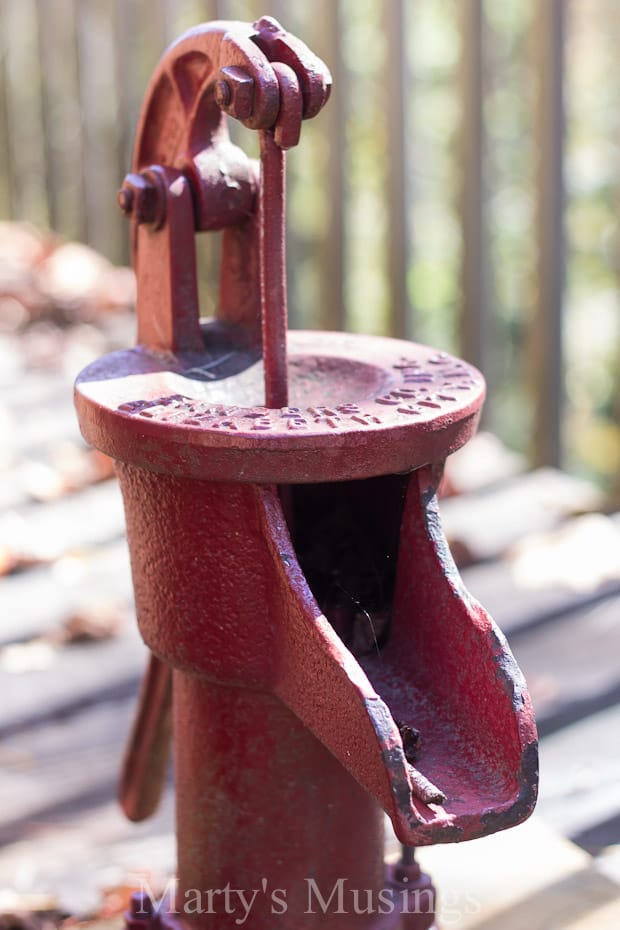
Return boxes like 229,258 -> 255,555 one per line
535,702 -> 620,850
439,467 -> 602,562
1,319 -> 620,927
506,593 -> 620,734
0,539 -> 132,645
0,629 -> 145,735
461,549 -> 620,637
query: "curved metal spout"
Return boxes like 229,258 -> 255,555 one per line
256,468 -> 539,845
115,459 -> 537,847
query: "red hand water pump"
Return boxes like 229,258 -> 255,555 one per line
75,16 -> 538,929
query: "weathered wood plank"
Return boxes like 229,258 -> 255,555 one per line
509,592 -> 620,736
35,0 -> 85,242
75,0 -> 125,262
316,0 -> 346,332
385,0 -> 412,340
0,539 -> 132,646
439,467 -> 601,563
531,0 -> 566,467
0,0 -> 48,226
458,0 -> 490,375
0,2 -> 13,217
464,556 -> 620,637
0,695 -> 136,843
461,513 -> 620,635
536,702 -> 620,853
0,694 -> 174,914
1,478 -> 126,557
0,627 -> 145,735
415,816 -> 619,930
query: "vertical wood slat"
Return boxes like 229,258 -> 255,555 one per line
1,0 -> 48,227
35,0 -> 85,242
531,0 -> 566,468
385,0 -> 412,340
0,1 -> 14,218
36,0 -> 65,235
319,0 -> 346,332
76,0 -> 129,261
111,1 -> 171,168
112,0 -> 172,264
112,0 -> 137,192
458,0 -> 489,376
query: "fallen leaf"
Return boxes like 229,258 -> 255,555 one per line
57,602 -> 125,644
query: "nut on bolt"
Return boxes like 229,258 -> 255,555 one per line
125,890 -> 159,930
117,172 -> 166,229
214,66 -> 254,120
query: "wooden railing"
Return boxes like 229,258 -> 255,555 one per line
1,0 -> 618,487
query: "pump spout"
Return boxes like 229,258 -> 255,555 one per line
251,465 -> 538,846
113,454 -> 537,847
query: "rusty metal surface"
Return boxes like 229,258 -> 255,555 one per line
76,333 -> 485,484
114,462 -> 536,846
73,14 -> 538,929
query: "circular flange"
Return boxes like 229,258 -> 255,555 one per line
75,330 -> 485,483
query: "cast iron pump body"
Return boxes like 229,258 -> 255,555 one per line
74,16 -> 538,930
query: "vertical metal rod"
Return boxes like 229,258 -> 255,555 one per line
458,0 -> 489,375
259,130 -> 289,409
531,0 -> 567,467
401,844 -> 416,867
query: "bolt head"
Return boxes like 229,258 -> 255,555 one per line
216,67 -> 254,120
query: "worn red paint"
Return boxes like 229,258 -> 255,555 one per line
75,16 -> 537,930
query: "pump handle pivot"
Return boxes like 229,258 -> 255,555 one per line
117,16 -> 331,399
117,16 -> 331,822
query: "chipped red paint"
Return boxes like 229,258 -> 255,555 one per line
75,16 -> 537,930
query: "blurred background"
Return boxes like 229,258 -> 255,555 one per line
1,1 -> 620,929
4,0 -> 620,488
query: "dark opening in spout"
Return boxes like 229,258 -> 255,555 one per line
291,475 -> 408,658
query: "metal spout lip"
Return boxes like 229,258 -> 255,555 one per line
258,468 -> 539,846
360,467 -> 539,844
